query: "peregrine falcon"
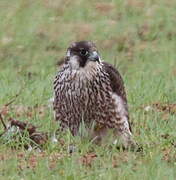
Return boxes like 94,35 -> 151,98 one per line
53,41 -> 136,148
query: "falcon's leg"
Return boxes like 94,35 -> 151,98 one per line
114,124 -> 136,149
90,123 -> 136,149
90,125 -> 109,145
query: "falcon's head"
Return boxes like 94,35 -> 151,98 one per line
66,41 -> 101,70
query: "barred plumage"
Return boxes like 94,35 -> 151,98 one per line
53,41 -> 135,148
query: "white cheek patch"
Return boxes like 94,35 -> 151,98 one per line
66,49 -> 70,57
69,55 -> 80,70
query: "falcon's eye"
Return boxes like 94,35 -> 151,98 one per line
80,49 -> 88,56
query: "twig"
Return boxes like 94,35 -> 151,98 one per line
0,114 -> 7,130
4,87 -> 24,107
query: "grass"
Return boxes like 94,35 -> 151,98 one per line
0,0 -> 176,179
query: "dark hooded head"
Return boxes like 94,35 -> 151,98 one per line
66,41 -> 101,69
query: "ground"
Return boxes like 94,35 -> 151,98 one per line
0,0 -> 176,179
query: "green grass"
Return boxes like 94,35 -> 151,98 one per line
0,0 -> 176,179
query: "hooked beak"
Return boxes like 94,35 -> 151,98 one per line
88,51 -> 100,62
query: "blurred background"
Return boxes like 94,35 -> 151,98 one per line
0,0 -> 176,110
0,1 -> 176,178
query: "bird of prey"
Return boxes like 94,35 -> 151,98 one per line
53,41 -> 136,148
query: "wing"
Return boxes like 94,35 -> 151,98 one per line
102,62 -> 127,103
102,61 -> 132,132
